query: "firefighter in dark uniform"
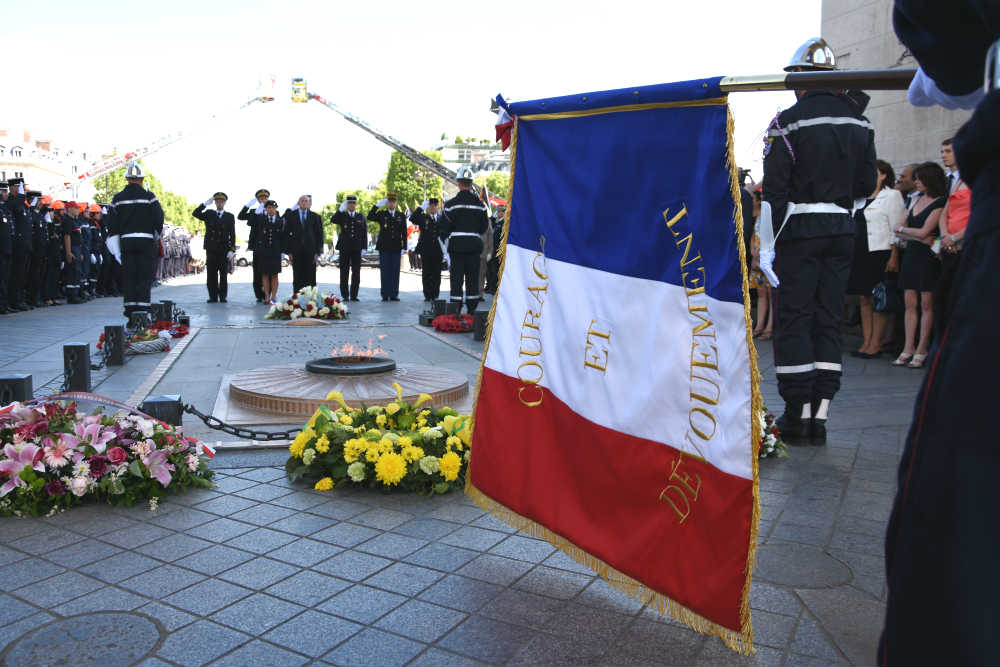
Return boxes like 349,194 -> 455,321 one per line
409,197 -> 445,301
762,38 -> 877,444
6,178 -> 31,311
61,201 -> 85,304
26,193 -> 48,307
442,166 -> 490,313
368,193 -> 407,301
485,203 -> 506,295
77,201 -> 94,300
110,161 -> 164,319
238,188 -> 269,303
193,192 -> 236,303
46,201 -> 66,305
0,181 -> 12,314
331,194 -> 367,301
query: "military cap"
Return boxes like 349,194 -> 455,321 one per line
213,192 -> 228,200
428,197 -> 439,205
7,177 -> 23,185
345,195 -> 358,202
255,188 -> 270,198
26,190 -> 42,199
264,200 -> 278,208
386,192 -> 398,200
0,181 -> 8,189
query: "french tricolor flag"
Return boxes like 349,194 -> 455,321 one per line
470,78 -> 760,653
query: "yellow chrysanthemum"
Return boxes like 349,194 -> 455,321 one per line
446,435 -> 463,451
417,417 -> 427,428
339,414 -> 353,426
439,451 -> 461,482
375,414 -> 387,428
402,445 -> 425,463
385,402 -> 401,416
365,447 -> 381,463
315,436 -> 330,454
398,436 -> 412,448
314,477 -> 334,491
288,439 -> 306,458
419,426 -> 431,435
375,452 -> 407,486
354,425 -> 367,434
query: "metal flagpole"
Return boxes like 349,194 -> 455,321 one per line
719,68 -> 916,92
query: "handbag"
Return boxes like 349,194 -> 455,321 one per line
873,278 -> 903,313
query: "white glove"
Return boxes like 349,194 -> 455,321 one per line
361,249 -> 367,256
44,212 -> 52,222
17,183 -> 24,195
291,205 -> 300,213
30,197 -> 38,207
759,249 -> 779,288
60,261 -> 65,270
226,251 -> 235,261
421,199 -> 429,210
90,254 -> 97,264
254,202 -> 265,214
101,207 -> 108,215
246,198 -> 257,209
376,198 -> 388,208
204,198 -> 213,207
339,202 -> 347,212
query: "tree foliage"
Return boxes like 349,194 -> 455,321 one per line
385,150 -> 443,210
91,162 -> 201,233
475,171 -> 511,201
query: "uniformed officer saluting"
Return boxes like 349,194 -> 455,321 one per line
193,192 -> 236,303
239,188 -> 270,303
409,197 -> 445,301
762,38 -> 877,444
442,166 -> 489,313
368,193 -> 407,301
109,161 -> 165,320
331,195 -> 368,301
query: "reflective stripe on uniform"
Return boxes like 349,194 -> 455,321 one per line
445,204 -> 487,212
114,198 -> 159,205
767,116 -> 873,137
449,232 -> 481,238
775,363 -> 815,374
123,301 -> 151,306
122,233 -> 155,239
814,362 -> 842,372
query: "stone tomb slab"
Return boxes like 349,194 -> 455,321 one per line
1,612 -> 163,666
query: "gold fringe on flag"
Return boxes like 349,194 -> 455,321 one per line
467,104 -> 761,655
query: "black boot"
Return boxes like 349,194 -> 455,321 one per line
809,400 -> 827,445
776,404 -> 809,444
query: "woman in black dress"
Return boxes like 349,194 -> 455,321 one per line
254,200 -> 284,305
892,162 -> 947,369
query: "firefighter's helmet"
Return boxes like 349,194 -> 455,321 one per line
784,38 -> 837,72
125,161 -> 145,179
456,165 -> 474,181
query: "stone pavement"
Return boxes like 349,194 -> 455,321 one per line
0,266 -> 925,666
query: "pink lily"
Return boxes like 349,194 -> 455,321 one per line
74,422 -> 115,455
142,449 -> 175,487
10,404 -> 45,424
0,444 -> 45,497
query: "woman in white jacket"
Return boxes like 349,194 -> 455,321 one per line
848,160 -> 906,358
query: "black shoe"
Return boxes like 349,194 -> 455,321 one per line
0,307 -> 8,314
207,298 -> 218,303
776,407 -> 809,444
809,418 -> 827,445
68,297 -> 84,304
220,297 -> 227,303
390,297 -> 400,301
382,297 -> 389,302
350,297 -> 359,302
9,304 -> 25,312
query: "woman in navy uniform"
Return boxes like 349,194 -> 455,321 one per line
255,200 -> 284,305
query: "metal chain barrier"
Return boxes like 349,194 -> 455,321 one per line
61,350 -> 78,393
183,403 -> 301,441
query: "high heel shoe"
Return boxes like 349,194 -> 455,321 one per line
892,352 -> 914,366
907,353 -> 928,369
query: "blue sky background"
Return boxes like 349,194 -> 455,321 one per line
2,0 -> 820,209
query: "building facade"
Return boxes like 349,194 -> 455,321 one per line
821,0 -> 972,172
433,140 -> 510,175
0,129 -> 91,197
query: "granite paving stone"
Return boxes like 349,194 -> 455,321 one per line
0,559 -> 66,591
50,586 -> 147,615
750,609 -> 799,649
408,647 -> 487,666
79,551 -> 162,584
43,538 -> 123,568
224,527 -> 298,554
575,578 -> 645,615
313,550 -> 392,580
218,557 -> 299,589
101,523 -> 175,550
0,613 -> 56,655
167,488 -> 224,507
426,504 -> 484,524
236,468 -> 288,483
194,495 -> 260,516
543,601 -> 634,642
263,609 -> 362,658
479,588 -> 567,629
311,522 -> 381,548
274,490 -> 330,510
157,619 -> 251,666
136,602 -> 198,632
437,615 -> 537,664
212,476 -> 261,493
514,566 -> 594,600
319,584 -> 408,624
457,554 -> 534,586
418,574 -> 505,613
469,513 -> 519,534
11,527 -> 85,554
355,532 -> 428,559
235,483 -> 297,502
164,578 -> 253,616
305,499 -> 371,520
790,616 -> 849,662
265,570 -> 351,607
351,508 -> 414,530
440,526 -> 507,551
393,518 -> 462,541
14,571 -> 105,607
509,633 -> 610,666
540,550 -> 597,576
267,537 -> 344,567
175,544 -> 257,576
0,593 -> 39,626
374,599 -> 467,643
148,508 -> 218,531
611,618 -> 706,665
209,640 -> 309,667
266,513 -> 338,537
184,517 -> 257,542
137,533 -> 214,562
404,543 -> 479,573
488,535 -> 557,563
323,627 -> 424,666
230,503 -> 298,526
365,562 -> 444,596
210,593 -> 306,635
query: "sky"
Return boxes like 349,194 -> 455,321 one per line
2,0 -> 820,212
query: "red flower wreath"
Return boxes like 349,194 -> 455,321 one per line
432,314 -> 474,333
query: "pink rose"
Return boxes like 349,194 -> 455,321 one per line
107,447 -> 127,465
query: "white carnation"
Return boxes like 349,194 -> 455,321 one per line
347,461 -> 366,482
418,456 -> 440,474
319,307 -> 330,316
291,308 -> 302,319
